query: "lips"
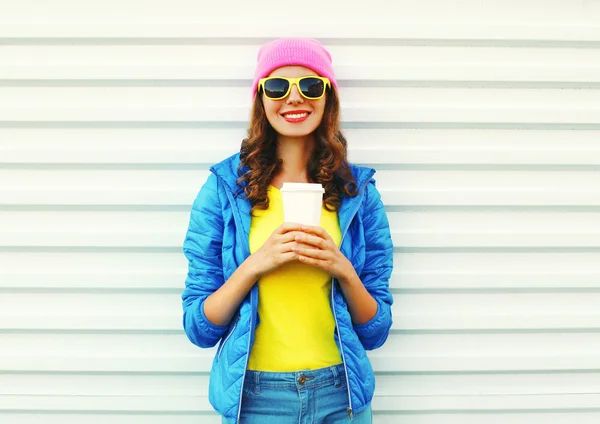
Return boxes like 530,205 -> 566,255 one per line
281,110 -> 311,123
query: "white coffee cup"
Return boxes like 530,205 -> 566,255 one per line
280,182 -> 324,227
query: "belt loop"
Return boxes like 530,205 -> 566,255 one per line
331,365 -> 341,388
254,371 -> 261,395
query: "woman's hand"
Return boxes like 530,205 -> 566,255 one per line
203,222 -> 307,327
291,225 -> 356,282
292,224 -> 379,325
249,222 -> 312,278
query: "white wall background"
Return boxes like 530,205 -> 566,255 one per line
1,1 -> 600,423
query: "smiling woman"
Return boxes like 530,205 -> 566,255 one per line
181,38 -> 394,424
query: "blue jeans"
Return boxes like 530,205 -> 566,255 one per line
223,363 -> 372,423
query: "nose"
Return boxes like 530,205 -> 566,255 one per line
286,83 -> 304,104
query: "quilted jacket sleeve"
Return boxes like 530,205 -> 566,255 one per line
352,179 -> 394,350
181,173 -> 229,348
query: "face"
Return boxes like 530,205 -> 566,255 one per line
261,66 -> 327,138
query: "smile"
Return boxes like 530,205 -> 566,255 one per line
281,111 -> 311,122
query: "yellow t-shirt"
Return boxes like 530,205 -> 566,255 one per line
247,185 -> 343,371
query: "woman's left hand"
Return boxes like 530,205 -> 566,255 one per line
294,224 -> 379,326
292,225 -> 356,282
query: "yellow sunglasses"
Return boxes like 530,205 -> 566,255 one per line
258,76 -> 331,100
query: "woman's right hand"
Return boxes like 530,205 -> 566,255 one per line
203,223 -> 311,327
248,222 -> 309,278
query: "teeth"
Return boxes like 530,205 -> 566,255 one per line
283,113 -> 308,119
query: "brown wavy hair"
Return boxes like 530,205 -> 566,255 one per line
237,88 -> 358,214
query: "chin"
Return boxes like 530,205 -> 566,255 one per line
274,123 -> 320,138
278,129 -> 314,138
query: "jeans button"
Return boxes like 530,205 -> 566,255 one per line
298,375 -> 306,385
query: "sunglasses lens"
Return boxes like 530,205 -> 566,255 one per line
299,77 -> 325,98
263,78 -> 290,99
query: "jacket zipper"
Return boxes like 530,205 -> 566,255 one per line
238,281 -> 254,424
217,315 -> 240,360
331,286 -> 353,420
332,173 -> 374,420
214,176 -> 255,424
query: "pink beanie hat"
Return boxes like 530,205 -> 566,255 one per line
252,37 -> 338,97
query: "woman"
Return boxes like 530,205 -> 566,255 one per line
182,38 -> 394,424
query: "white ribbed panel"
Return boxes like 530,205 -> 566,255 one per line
1,0 -> 600,423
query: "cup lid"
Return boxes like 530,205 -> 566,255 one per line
280,182 -> 324,193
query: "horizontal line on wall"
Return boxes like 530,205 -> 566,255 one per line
0,79 -> 247,88
0,163 -> 211,170
5,165 -> 600,174
1,37 -> 600,49
0,247 -> 182,253
2,287 -> 600,295
351,123 -> 600,130
2,369 -> 599,378
395,247 -> 600,253
396,288 -> 600,294
2,246 -> 600,254
383,408 -> 600,415
376,369 -> 600,376
2,205 -> 600,213
0,121 -> 242,129
0,286 -> 600,296
1,122 -> 600,130
385,205 -> 600,213
347,81 -> 600,89
0,370 -> 207,376
395,328 -> 600,335
5,409 -> 600,416
0,410 -> 207,416
360,164 -> 600,171
4,163 -> 600,171
0,287 -> 183,295
0,205 -> 192,212
8,394 -> 600,413
2,79 -> 599,90
0,329 -> 185,335
2,328 -> 600,337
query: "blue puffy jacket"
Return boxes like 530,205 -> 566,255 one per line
182,153 -> 394,423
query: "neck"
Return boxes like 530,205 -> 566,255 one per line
275,134 -> 316,183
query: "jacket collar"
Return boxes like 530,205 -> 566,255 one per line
210,152 -> 376,246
